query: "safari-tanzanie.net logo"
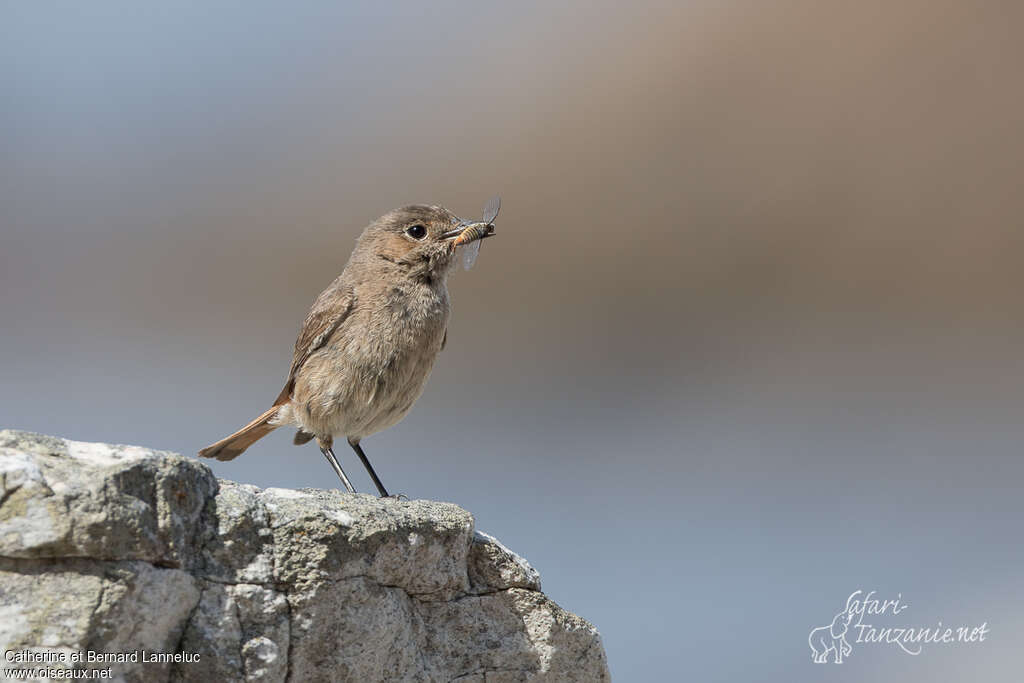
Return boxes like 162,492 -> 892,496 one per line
808,590 -> 989,664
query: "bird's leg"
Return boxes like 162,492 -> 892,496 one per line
348,438 -> 390,498
319,442 -> 357,494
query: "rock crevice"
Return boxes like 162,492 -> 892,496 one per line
0,430 -> 609,682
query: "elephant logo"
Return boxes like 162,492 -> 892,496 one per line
808,594 -> 857,663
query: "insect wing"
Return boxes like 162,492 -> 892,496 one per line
482,196 -> 501,225
462,239 -> 482,270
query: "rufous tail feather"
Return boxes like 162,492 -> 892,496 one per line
198,405 -> 280,461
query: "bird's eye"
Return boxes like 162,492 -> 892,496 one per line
405,224 -> 427,240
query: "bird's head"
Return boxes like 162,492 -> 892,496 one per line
353,204 -> 493,285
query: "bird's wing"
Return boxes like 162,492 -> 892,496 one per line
273,283 -> 355,406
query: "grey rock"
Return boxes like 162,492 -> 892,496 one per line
198,482 -> 275,585
0,429 -> 216,569
0,558 -> 199,682
0,430 -> 610,682
468,531 -> 542,594
172,582 -> 289,683
261,487 -> 474,599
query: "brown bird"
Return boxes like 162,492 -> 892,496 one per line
198,200 -> 498,496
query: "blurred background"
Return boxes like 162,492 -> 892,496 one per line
3,0 -> 1023,679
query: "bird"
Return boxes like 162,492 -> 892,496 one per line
198,201 -> 497,496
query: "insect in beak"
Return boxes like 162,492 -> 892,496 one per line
450,221 -> 495,246
444,197 -> 501,270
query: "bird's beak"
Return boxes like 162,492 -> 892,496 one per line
441,220 -> 496,245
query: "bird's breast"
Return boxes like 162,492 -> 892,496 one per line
290,282 -> 450,438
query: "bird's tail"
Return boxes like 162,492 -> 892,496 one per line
198,405 -> 280,461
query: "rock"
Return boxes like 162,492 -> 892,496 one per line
468,531 -> 542,594
0,430 -> 610,682
0,558 -> 200,681
0,430 -> 215,569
